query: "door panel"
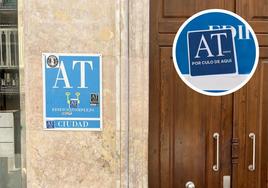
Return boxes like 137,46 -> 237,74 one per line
163,0 -> 224,18
151,46 -> 233,188
261,65 -> 268,187
159,0 -> 227,34
233,61 -> 268,188
159,47 -> 174,188
163,0 -> 196,18
237,0 -> 268,61
237,0 -> 268,29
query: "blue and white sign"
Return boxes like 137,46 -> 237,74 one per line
42,53 -> 102,131
173,9 -> 259,96
188,29 -> 237,76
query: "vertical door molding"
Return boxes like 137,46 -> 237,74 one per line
116,0 -> 130,187
128,0 -> 150,187
117,0 -> 150,187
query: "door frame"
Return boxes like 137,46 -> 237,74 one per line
118,0 -> 150,187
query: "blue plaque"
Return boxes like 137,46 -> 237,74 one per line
188,29 -> 237,76
43,53 -> 102,130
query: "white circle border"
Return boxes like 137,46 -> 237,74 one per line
172,9 -> 259,96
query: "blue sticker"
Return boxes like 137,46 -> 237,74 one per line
43,53 -> 102,130
188,29 -> 237,76
173,9 -> 259,96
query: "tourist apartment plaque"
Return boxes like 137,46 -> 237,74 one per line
42,53 -> 102,131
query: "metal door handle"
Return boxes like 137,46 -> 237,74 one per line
248,133 -> 256,171
185,181 -> 195,188
213,133 -> 220,171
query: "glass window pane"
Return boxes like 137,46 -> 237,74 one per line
0,0 -> 24,187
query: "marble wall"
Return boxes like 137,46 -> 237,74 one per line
128,0 -> 149,187
22,0 -> 118,187
20,0 -> 149,187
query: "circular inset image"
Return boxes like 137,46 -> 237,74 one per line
172,9 -> 259,96
47,55 -> 59,68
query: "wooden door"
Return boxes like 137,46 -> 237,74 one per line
149,0 -> 233,187
149,0 -> 268,188
232,1 -> 268,187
